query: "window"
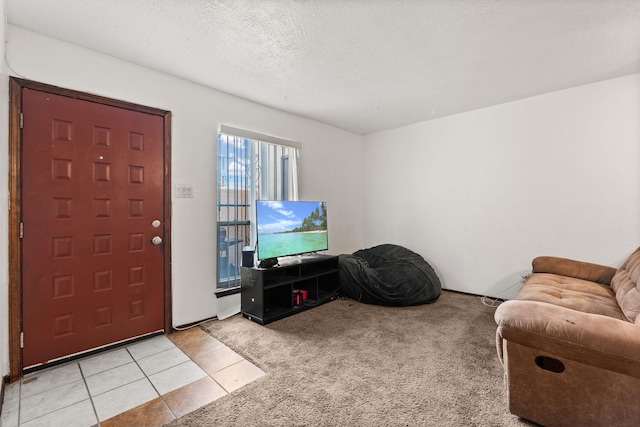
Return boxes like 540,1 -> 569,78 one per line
216,126 -> 299,290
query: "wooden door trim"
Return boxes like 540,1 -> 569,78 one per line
8,77 -> 173,381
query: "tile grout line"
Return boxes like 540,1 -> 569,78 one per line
78,362 -> 102,427
211,358 -> 250,394
126,345 -> 177,422
17,362 -> 90,427
17,378 -> 22,427
79,343 -> 179,424
87,339 -> 206,423
11,334 -> 260,426
170,339 -> 231,393
159,339 -> 230,413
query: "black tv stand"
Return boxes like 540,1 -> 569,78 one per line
241,255 -> 339,325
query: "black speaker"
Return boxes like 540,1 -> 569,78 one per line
242,247 -> 255,267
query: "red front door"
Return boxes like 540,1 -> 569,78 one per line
21,88 -> 166,367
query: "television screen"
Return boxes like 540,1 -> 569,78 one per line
256,200 -> 328,261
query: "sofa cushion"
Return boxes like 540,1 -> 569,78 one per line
611,247 -> 640,323
516,273 -> 627,321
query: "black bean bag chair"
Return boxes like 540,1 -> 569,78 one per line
339,244 -> 441,306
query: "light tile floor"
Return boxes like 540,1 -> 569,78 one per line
1,327 -> 265,426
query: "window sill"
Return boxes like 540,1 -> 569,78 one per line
215,286 -> 240,298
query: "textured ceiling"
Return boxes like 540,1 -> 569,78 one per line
6,0 -> 640,135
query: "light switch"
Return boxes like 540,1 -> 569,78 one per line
175,184 -> 194,198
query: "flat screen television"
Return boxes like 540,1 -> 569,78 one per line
256,200 -> 328,262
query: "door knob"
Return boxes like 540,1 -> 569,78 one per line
152,219 -> 161,228
152,236 -> 163,245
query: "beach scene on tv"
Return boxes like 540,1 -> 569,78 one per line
257,201 -> 328,260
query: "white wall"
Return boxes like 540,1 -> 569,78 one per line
0,26 -> 365,377
364,73 -> 640,299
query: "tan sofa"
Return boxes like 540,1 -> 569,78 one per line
494,248 -> 640,426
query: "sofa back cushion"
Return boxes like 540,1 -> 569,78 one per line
611,247 -> 640,323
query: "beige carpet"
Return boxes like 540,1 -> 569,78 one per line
168,291 -> 534,426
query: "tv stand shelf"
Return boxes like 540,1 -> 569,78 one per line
241,255 -> 340,325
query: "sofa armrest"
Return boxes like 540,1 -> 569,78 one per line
532,256 -> 617,285
495,300 -> 640,377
